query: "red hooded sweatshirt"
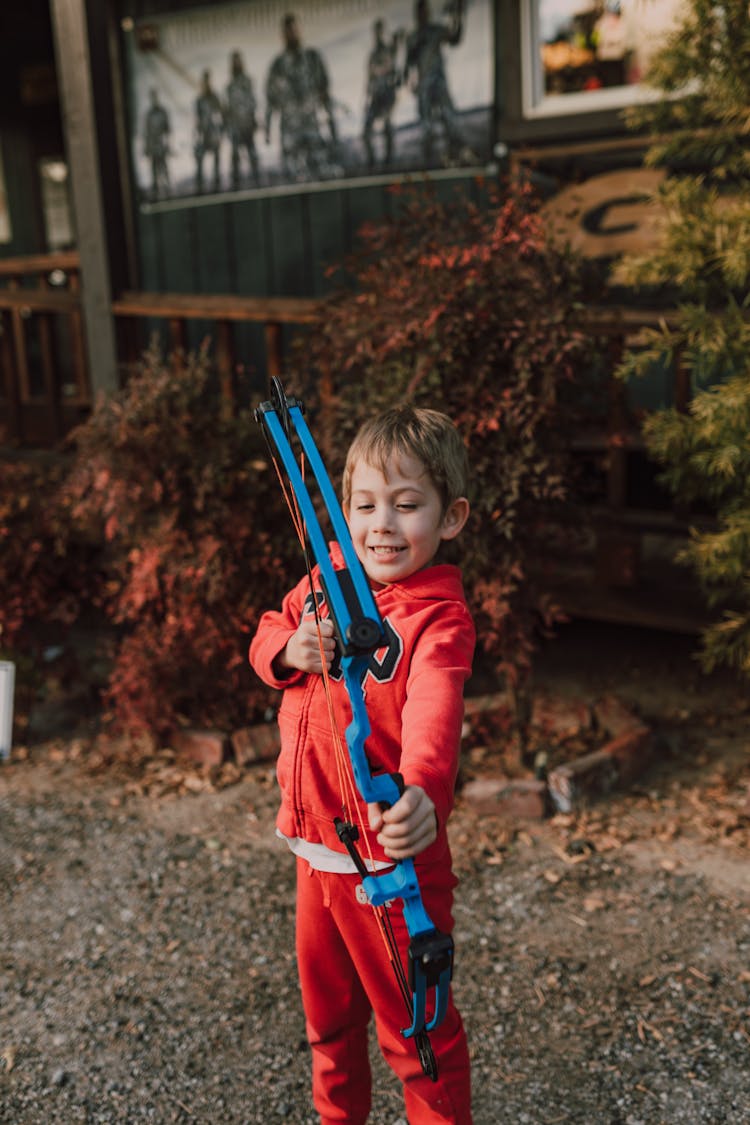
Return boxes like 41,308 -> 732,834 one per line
249,544 -> 475,869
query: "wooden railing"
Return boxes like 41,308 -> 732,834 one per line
0,255 -> 687,503
2,255 -> 683,461
0,252 -> 322,447
0,251 -> 87,447
577,306 -> 687,512
112,290 -> 321,402
0,252 -> 686,524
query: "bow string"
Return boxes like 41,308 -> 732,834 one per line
255,377 -> 454,1081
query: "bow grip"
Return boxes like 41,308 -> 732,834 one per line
378,769 -> 404,812
322,568 -> 384,656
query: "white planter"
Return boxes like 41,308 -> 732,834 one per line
0,661 -> 15,760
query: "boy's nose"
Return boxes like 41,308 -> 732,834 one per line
372,507 -> 395,532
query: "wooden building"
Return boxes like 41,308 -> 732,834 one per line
0,0 -> 698,628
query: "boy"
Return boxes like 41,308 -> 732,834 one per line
249,404 -> 474,1123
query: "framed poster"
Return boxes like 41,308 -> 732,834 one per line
123,0 -> 494,203
521,0 -> 683,119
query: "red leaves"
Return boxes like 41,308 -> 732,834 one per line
1,347 -> 301,738
288,179 -> 591,708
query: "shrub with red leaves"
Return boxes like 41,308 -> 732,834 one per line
288,180 -> 592,754
1,347 -> 303,738
0,458 -> 90,650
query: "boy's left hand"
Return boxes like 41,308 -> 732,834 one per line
367,786 -> 437,860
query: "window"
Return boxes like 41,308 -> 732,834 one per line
521,0 -> 683,119
39,158 -> 73,250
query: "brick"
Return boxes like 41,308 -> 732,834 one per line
462,776 -> 548,820
740,785 -> 750,819
171,728 -> 228,768
593,693 -> 646,739
548,727 -> 653,813
464,692 -> 512,717
605,727 -> 653,784
548,750 -> 617,814
230,723 -> 280,767
531,692 -> 592,741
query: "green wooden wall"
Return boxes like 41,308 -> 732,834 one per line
134,172 -> 489,298
132,172 -> 491,376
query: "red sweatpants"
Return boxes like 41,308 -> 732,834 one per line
295,856 -> 472,1124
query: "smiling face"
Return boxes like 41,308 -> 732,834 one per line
345,452 -> 468,586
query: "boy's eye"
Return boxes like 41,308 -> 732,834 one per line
397,503 -> 417,511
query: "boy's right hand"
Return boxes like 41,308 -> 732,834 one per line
277,617 -> 335,675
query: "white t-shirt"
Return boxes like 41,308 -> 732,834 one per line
277,829 -> 391,874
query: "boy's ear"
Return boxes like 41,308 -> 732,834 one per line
439,497 -> 470,541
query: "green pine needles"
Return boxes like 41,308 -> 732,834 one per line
618,0 -> 750,677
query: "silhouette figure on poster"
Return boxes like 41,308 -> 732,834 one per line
363,19 -> 402,170
194,69 -> 224,193
225,50 -> 260,189
264,13 -> 339,182
143,88 -> 171,199
404,0 -> 468,165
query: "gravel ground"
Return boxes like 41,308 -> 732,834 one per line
1,622 -> 749,1124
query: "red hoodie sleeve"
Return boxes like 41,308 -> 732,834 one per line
398,599 -> 475,831
248,572 -> 310,690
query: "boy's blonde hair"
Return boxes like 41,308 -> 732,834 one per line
342,404 -> 468,512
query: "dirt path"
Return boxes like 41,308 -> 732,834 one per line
1,622 -> 749,1124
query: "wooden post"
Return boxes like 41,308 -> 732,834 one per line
0,310 -> 21,442
49,0 -> 118,398
38,276 -> 62,440
673,345 -> 690,414
215,319 -> 234,407
7,279 -> 31,405
67,271 -> 91,405
606,335 -> 627,510
597,331 -> 640,588
168,317 -> 187,375
264,321 -> 283,382
672,345 -> 691,522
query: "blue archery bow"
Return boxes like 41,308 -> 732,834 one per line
255,377 -> 454,1081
